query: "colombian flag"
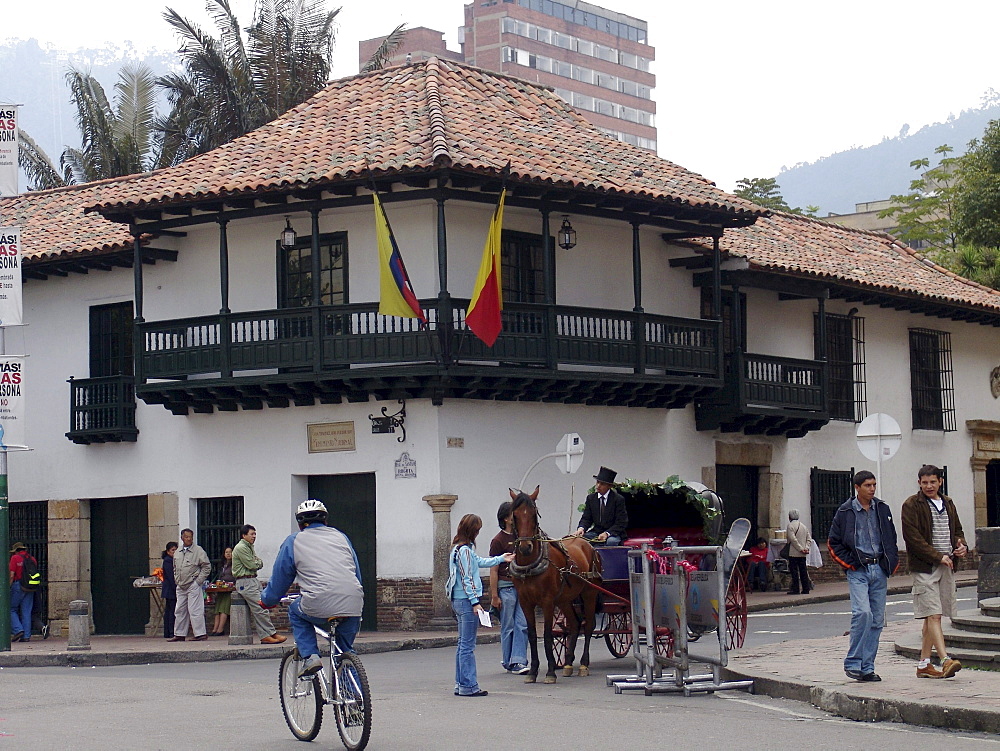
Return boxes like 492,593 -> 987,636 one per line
374,193 -> 426,324
465,188 -> 507,346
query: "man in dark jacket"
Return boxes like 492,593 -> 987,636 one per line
574,466 -> 628,546
828,470 -> 899,682
901,464 -> 966,679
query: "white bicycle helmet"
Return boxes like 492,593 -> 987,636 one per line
296,499 -> 328,523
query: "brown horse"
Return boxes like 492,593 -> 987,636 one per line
509,487 -> 602,684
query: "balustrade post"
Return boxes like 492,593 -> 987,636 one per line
634,311 -> 646,374
219,313 -> 232,380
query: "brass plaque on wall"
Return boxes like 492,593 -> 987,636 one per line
307,421 -> 356,453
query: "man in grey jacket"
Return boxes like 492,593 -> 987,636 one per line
170,528 -> 212,641
262,500 -> 364,677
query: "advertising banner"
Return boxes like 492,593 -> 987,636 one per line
0,227 -> 22,326
0,356 -> 26,449
0,106 -> 16,197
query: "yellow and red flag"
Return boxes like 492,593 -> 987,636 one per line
465,187 -> 507,346
374,193 -> 426,324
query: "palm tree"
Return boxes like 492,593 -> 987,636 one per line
157,0 -> 340,160
17,63 -> 164,190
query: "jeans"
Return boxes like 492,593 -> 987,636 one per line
748,561 -> 768,591
452,598 -> 481,695
498,585 -> 528,669
845,564 -> 887,674
288,597 -> 360,658
583,531 -> 621,546
10,581 -> 33,640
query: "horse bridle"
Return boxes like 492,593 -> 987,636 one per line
510,507 -> 551,579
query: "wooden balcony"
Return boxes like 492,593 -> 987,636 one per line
67,375 -> 139,444
135,300 -> 723,414
695,352 -> 829,438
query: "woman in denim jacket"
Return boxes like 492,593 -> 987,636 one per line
446,513 -> 514,697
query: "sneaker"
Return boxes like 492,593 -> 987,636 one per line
941,658 -> 963,678
511,664 -> 530,675
299,654 -> 324,678
844,668 -> 864,680
917,663 -> 944,679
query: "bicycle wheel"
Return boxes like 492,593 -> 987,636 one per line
279,650 -> 323,741
334,653 -> 372,751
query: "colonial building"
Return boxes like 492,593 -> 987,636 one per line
3,58 -> 999,635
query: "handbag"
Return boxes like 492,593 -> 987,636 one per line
778,542 -> 791,560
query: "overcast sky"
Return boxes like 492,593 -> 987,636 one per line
4,0 -> 997,190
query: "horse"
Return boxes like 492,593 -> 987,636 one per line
509,486 -> 602,684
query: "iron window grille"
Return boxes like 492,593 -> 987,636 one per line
196,496 -> 245,577
809,467 -> 854,543
908,328 -> 956,431
10,501 -> 48,621
815,312 -> 867,422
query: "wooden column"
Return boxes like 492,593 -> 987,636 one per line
218,218 -> 231,315
424,494 -> 458,628
631,221 -> 643,313
310,209 -> 322,307
132,229 -> 145,385
436,194 -> 453,367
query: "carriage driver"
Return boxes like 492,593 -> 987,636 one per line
574,466 -> 628,546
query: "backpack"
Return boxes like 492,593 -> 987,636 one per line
20,554 -> 41,591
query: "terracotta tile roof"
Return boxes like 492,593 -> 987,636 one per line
688,210 -> 1000,315
84,58 -> 764,220
0,177 -> 138,262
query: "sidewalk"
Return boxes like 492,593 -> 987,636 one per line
727,569 -> 1000,734
3,570 -> 997,734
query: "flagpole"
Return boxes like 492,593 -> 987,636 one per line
0,325 -> 8,652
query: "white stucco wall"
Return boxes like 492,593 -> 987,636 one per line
12,190 -> 1000,588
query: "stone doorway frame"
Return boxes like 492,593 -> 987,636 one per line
967,420 -> 1000,529
702,441 -> 782,538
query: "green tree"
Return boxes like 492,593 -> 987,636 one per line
156,0 -> 340,160
733,177 -> 818,216
878,145 -> 960,252
734,177 -> 792,212
954,119 -> 1000,250
17,63 -> 165,190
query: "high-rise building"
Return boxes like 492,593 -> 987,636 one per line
359,0 -> 656,151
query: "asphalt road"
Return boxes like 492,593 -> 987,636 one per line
745,590 -> 978,646
4,607 -> 997,751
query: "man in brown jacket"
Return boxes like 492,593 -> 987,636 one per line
901,464 -> 967,679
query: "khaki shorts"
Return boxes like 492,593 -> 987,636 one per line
912,564 -> 956,619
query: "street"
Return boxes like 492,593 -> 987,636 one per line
747,590 -> 978,645
4,594 -> 997,751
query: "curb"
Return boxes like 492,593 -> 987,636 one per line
0,631 -> 499,669
720,666 -> 1000,734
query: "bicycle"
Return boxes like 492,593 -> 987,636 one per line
278,599 -> 372,750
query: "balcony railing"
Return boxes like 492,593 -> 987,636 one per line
696,351 -> 829,437
139,300 -> 721,381
67,375 -> 138,444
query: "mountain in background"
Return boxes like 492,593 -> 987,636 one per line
776,94 -> 1000,216
0,38 -> 175,173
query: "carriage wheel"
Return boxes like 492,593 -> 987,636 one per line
725,564 -> 748,650
654,627 -> 674,659
551,608 -> 569,667
603,610 -> 633,658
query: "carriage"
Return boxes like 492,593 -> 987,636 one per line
545,479 -> 749,668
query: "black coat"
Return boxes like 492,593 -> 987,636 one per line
161,556 -> 177,600
578,488 -> 628,538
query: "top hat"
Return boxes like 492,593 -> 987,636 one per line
593,466 -> 617,484
10,541 -> 27,554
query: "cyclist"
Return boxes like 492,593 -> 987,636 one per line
262,500 -> 364,677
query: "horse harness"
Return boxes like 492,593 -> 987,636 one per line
510,530 -> 601,594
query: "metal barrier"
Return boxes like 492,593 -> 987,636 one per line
606,545 -> 752,696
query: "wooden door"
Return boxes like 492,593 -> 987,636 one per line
307,474 -> 377,629
90,496 -> 149,634
715,465 -> 759,547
